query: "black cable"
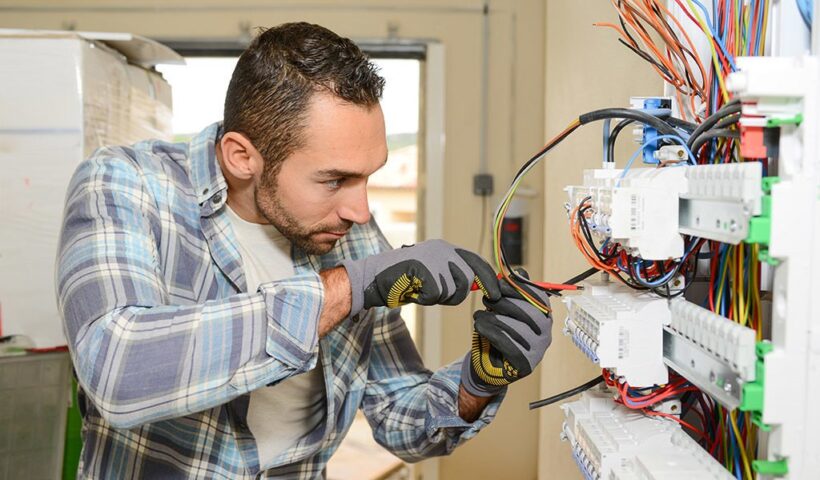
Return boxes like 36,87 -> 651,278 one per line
711,113 -> 740,130
607,119 -> 634,163
666,116 -> 697,132
606,117 -> 694,165
690,129 -> 740,157
498,123 -> 582,290
529,376 -> 605,409
686,99 -> 741,149
578,204 -> 607,263
579,108 -> 680,137
562,267 -> 599,286
617,39 -> 674,80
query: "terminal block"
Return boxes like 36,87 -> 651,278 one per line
663,299 -> 757,410
679,162 -> 763,244
561,390 -> 733,480
565,167 -> 687,260
563,282 -> 670,387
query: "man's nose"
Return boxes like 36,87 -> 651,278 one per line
338,184 -> 371,225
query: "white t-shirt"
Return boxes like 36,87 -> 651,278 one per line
225,205 -> 325,468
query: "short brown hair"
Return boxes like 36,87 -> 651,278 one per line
223,22 -> 385,176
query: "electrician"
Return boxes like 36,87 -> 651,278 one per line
55,22 -> 553,478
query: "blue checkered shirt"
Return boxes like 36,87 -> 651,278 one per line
56,123 -> 504,479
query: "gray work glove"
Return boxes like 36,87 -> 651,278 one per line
340,239 -> 501,314
461,269 -> 553,397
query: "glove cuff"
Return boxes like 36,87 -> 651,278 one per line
460,351 -> 506,398
339,259 -> 366,317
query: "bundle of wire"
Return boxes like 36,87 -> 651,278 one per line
491,107 -> 687,313
596,2 -> 768,478
570,194 -> 706,297
602,368 -> 754,475
512,2 -> 771,477
595,0 -> 709,121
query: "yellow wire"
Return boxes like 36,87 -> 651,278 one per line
761,0 -> 769,53
738,246 -> 747,326
720,408 -> 730,469
492,118 -> 580,316
730,410 -> 754,479
715,246 -> 730,312
752,245 -> 762,341
685,0 -> 730,102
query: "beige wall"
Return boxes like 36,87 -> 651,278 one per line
0,1 -> 546,479
538,1 -> 661,479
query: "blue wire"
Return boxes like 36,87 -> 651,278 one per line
797,0 -> 813,29
689,0 -> 739,71
753,0 -> 765,55
632,262 -> 678,287
630,237 -> 699,288
617,134 -> 696,187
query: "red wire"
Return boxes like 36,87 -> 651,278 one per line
646,410 -> 712,448
708,242 -> 717,311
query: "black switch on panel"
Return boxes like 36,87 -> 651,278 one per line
501,216 -> 524,265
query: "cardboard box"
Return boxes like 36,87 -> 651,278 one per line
0,29 -> 181,348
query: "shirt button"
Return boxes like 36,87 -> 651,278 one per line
212,193 -> 222,204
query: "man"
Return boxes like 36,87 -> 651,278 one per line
56,22 -> 552,479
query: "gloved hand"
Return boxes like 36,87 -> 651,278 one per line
340,239 -> 502,314
461,269 -> 553,397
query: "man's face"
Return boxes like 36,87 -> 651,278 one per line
256,92 -> 388,255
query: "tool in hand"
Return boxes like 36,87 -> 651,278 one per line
470,273 -> 583,293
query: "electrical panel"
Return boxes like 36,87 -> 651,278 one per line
513,2 -> 820,479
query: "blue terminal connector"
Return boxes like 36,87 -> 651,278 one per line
571,443 -> 598,480
640,97 -> 672,164
571,331 -> 600,364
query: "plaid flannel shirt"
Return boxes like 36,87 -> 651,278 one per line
56,123 -> 504,479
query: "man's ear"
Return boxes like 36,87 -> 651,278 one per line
219,131 -> 265,180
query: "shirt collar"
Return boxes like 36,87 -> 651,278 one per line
189,122 -> 228,216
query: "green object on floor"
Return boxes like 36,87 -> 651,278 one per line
62,378 -> 82,480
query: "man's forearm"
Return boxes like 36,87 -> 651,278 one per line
457,384 -> 494,422
318,267 -> 352,337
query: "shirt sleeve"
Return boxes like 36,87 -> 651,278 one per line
56,150 -> 323,429
360,307 -> 506,462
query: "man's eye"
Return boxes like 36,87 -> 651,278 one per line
324,179 -> 344,190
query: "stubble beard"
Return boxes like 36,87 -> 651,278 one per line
255,171 -> 351,256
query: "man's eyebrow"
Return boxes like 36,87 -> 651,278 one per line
314,168 -> 367,179
315,158 -> 388,179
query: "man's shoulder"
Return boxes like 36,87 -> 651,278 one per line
85,138 -> 189,174
78,139 -> 193,194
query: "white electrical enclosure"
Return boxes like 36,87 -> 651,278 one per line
679,162 -> 764,243
727,53 -> 820,478
663,299 -> 757,410
565,167 -> 687,260
563,282 -> 670,387
561,390 -> 733,480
